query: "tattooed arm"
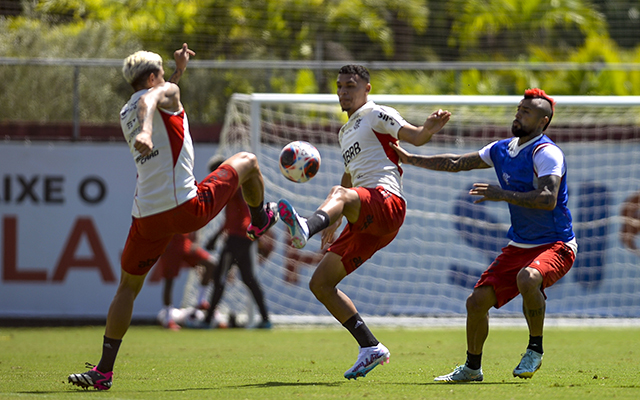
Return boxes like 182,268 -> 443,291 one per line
389,142 -> 560,210
389,142 -> 490,172
470,175 -> 560,210
133,82 -> 181,156
168,43 -> 195,84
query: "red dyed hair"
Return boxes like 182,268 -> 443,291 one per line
524,88 -> 555,131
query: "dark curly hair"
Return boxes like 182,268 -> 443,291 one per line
338,65 -> 370,83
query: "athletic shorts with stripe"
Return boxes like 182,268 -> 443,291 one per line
121,164 -> 238,276
475,242 -> 575,308
327,186 -> 406,274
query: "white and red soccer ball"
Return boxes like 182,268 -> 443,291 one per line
278,141 -> 321,183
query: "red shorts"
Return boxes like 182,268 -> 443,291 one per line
328,186 -> 406,274
154,234 -> 212,279
121,165 -> 238,276
476,242 -> 575,308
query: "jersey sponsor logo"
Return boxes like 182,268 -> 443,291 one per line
342,142 -> 361,166
136,149 -> 160,165
127,126 -> 141,143
377,112 -> 396,125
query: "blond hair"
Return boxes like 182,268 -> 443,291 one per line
122,50 -> 163,87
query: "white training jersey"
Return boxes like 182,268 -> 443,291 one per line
338,101 -> 407,199
120,89 -> 197,218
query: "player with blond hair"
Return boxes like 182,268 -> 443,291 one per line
68,43 -> 278,390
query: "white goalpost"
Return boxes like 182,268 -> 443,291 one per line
188,93 -> 640,326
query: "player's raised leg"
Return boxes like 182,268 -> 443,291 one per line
278,198 -> 311,249
220,152 -> 279,240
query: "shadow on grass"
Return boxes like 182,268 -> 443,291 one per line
14,380 -> 528,395
231,380 -> 526,389
418,381 -> 525,386
233,381 -> 344,388
16,382 -> 343,395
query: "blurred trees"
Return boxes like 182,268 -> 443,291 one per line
1,0 -> 639,125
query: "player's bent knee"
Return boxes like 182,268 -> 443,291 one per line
308,277 -> 320,297
466,288 -> 494,315
327,185 -> 357,205
308,276 -> 330,300
226,151 -> 259,179
516,267 -> 542,293
328,185 -> 347,198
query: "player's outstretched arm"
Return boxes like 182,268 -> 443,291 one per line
398,109 -> 451,146
389,142 -> 490,172
169,43 -> 195,84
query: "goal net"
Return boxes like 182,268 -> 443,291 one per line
192,93 -> 640,323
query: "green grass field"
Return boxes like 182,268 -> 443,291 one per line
0,324 -> 638,399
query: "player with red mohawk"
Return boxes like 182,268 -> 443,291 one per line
524,88 -> 556,131
391,88 -> 576,382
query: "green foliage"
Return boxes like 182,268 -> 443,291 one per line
0,17 -> 139,123
372,70 -> 457,95
33,0 -> 200,55
524,34 -> 640,95
294,69 -> 320,93
326,0 -> 428,57
1,1 -> 640,125
447,0 -> 608,58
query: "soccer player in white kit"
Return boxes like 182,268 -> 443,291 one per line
278,65 -> 451,380
68,44 -> 278,390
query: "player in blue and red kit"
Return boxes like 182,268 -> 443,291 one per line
391,88 -> 576,382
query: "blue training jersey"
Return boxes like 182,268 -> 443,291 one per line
489,135 -> 574,244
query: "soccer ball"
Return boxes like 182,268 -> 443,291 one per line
279,141 -> 321,183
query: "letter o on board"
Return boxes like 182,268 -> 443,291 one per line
79,176 -> 107,204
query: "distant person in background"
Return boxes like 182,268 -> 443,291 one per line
68,43 -> 278,391
189,155 -> 272,329
620,191 -> 640,256
391,88 -> 576,382
277,64 -> 451,380
281,230 -> 326,284
154,232 -> 217,330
